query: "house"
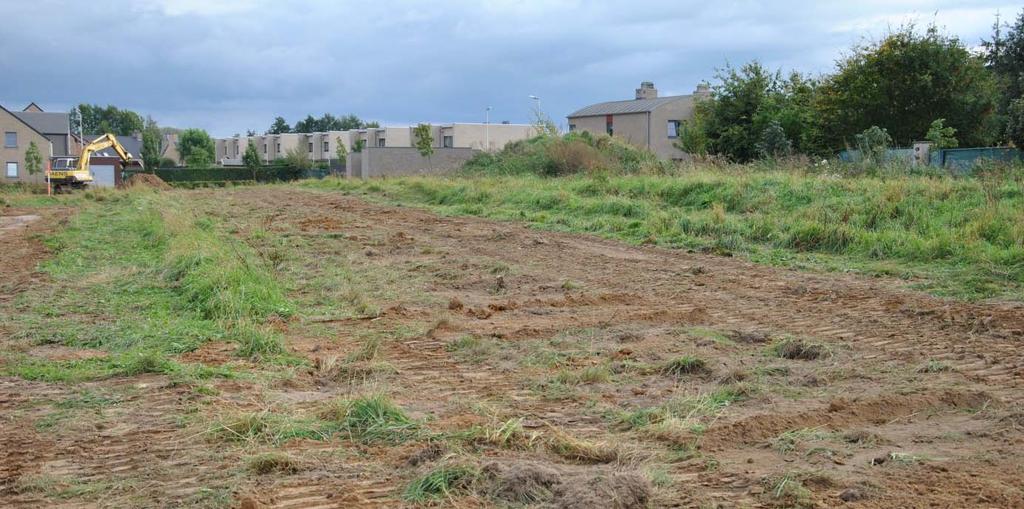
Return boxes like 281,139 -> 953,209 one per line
213,123 -> 535,166
567,81 -> 710,160
12,107 -> 72,157
161,133 -> 181,166
1,104 -> 53,185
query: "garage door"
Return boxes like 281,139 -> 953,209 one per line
91,165 -> 115,188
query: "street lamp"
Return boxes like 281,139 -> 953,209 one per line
485,106 -> 492,151
529,95 -> 541,113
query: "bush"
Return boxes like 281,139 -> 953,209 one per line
462,133 -> 671,177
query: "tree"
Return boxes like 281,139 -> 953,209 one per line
817,24 -> 1000,149
925,119 -> 959,149
141,116 -> 162,170
282,145 -> 312,171
363,121 -> 381,129
1006,97 -> 1024,147
177,128 -> 216,168
339,114 -> 363,130
246,129 -> 258,136
686,62 -> 819,162
413,123 -> 434,167
243,141 -> 262,180
268,116 -> 291,134
335,137 -> 348,161
72,104 -> 144,136
24,141 -> 42,175
756,120 -> 792,159
352,139 -> 366,153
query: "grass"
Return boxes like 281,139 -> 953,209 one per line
771,427 -> 835,454
770,338 -> 830,360
211,410 -> 334,444
660,356 -> 710,377
245,452 -> 304,475
614,385 -> 751,438
324,394 -> 420,444
0,188 -> 294,385
544,426 -> 620,464
301,154 -> 1024,301
403,465 -> 478,503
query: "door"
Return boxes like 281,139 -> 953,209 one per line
91,165 -> 115,188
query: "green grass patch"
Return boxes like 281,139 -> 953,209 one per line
660,356 -> 710,377
324,394 -> 420,444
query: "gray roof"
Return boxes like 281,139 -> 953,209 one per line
84,134 -> 143,159
568,95 -> 692,118
13,111 -> 69,134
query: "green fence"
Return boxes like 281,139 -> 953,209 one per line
123,166 -> 332,186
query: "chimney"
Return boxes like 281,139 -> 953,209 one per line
694,82 -> 711,98
635,81 -> 658,100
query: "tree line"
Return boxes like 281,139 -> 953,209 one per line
265,113 -> 380,134
678,13 -> 1024,162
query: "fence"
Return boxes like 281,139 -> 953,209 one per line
839,146 -> 1022,174
123,165 -> 332,186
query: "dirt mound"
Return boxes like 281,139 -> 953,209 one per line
121,173 -> 171,190
482,461 -> 562,504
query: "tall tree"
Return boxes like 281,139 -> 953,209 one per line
268,116 -> 291,134
140,116 -> 162,170
984,9 -> 1024,143
72,104 -> 145,136
24,141 -> 42,175
177,128 -> 216,168
816,24 -> 1000,149
243,141 -> 262,181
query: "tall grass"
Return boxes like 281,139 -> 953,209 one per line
305,166 -> 1024,300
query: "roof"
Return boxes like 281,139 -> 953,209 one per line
83,134 -> 143,159
13,111 -> 69,134
23,102 -> 43,112
0,104 -> 51,139
568,95 -> 692,118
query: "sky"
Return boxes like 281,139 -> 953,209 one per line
0,0 -> 1017,137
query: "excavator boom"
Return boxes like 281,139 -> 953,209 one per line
49,133 -> 142,192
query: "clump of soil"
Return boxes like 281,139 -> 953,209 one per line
406,442 -> 447,467
479,462 -> 651,509
121,173 -> 171,190
556,472 -> 652,509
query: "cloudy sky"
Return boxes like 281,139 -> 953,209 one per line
0,0 -> 1016,136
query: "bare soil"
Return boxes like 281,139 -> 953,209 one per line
2,187 -> 1023,508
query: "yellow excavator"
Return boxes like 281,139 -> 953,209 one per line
49,133 -> 142,192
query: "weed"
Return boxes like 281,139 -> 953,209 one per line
660,356 -> 710,377
462,417 -> 540,450
403,465 -> 478,502
325,395 -> 419,444
763,473 -> 814,508
210,410 -> 330,444
918,360 -> 952,373
545,427 -> 619,464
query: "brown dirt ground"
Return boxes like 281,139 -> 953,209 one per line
2,187 -> 1023,508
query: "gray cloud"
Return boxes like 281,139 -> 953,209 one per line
0,0 -> 1015,136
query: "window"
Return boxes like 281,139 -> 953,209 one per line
276,143 -> 280,152
568,124 -> 576,132
377,138 -> 386,148
263,144 -> 267,154
442,136 -> 453,148
667,120 -> 681,139
308,142 -> 313,153
6,162 -> 17,178
323,141 -> 329,152
605,115 -> 613,136
4,132 -> 16,148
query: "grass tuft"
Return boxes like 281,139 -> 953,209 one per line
660,356 -> 710,377
324,395 -> 419,444
403,465 -> 478,502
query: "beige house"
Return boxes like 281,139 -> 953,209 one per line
567,81 -> 709,160
1,104 -> 53,185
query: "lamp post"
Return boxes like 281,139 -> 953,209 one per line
485,106 -> 491,151
529,95 -> 540,114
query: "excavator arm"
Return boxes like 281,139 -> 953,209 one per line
76,133 -> 139,172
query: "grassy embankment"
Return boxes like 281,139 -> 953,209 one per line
302,134 -> 1024,301
0,188 -> 294,384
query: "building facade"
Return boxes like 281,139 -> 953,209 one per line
214,123 -> 534,166
567,82 -> 709,160
1,104 -> 53,185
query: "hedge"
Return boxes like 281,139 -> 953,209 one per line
123,165 -> 331,185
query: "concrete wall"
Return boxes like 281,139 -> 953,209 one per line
350,147 -> 478,178
0,107 -> 52,185
648,97 -> 695,160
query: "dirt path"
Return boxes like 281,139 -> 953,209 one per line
2,188 -> 1023,508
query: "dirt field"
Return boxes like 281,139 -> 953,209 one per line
2,186 -> 1023,508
